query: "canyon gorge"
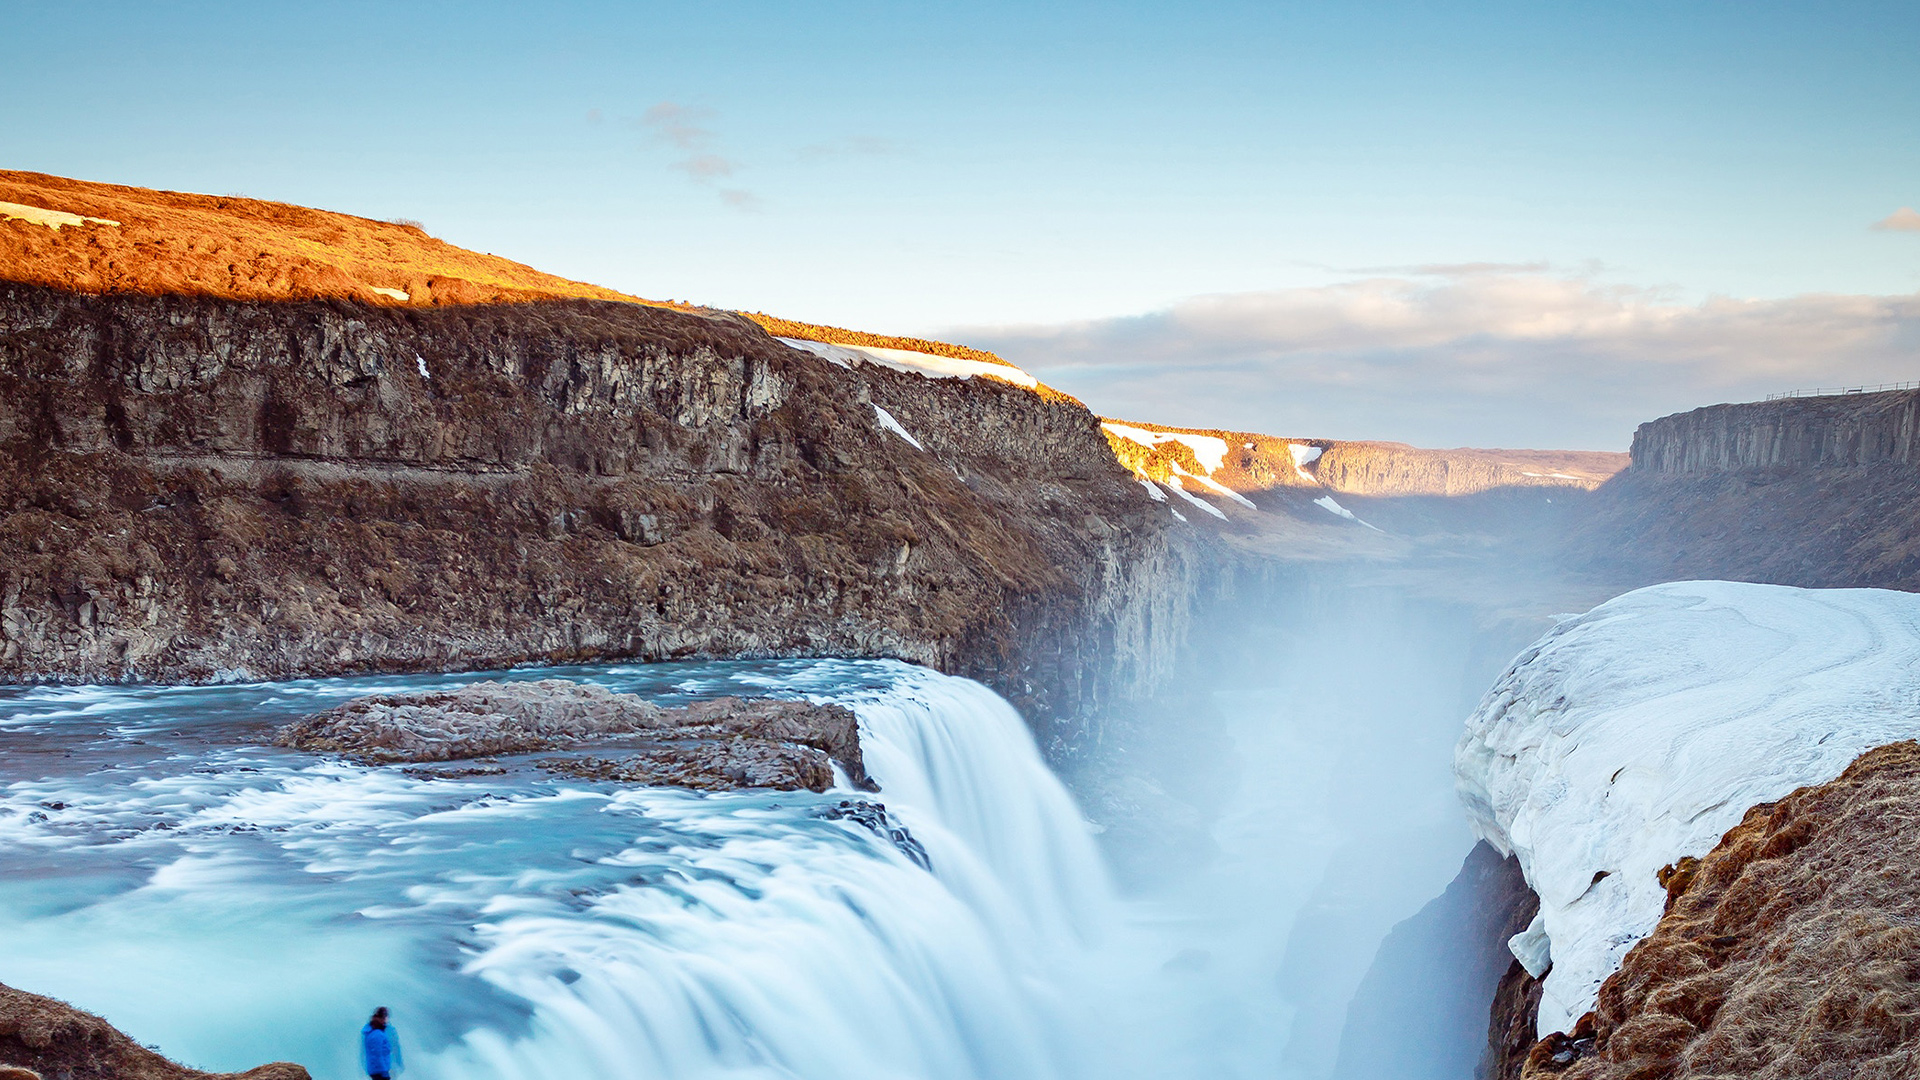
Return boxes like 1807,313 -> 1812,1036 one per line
3,170 -> 1918,1080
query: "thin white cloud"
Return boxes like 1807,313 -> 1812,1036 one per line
956,271 -> 1920,450
1872,207 -> 1920,232
637,101 -> 760,211
673,154 -> 737,181
640,102 -> 715,151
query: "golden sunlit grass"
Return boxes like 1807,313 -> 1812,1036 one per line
0,170 -> 692,309
0,169 -> 1073,400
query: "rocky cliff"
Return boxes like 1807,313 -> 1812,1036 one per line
1570,390 -> 1920,591
1629,389 -> 1920,473
0,276 -> 1211,761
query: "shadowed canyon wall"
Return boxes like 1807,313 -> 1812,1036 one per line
1570,389 -> 1920,592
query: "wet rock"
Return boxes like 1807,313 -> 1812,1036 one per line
277,680 -> 871,792
818,799 -> 931,870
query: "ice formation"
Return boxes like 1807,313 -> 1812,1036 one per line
1455,580 -> 1920,1036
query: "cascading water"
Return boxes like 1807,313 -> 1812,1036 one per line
0,660 -> 1167,1080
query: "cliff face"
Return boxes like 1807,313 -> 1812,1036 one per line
1571,391 -> 1920,591
1101,419 -> 1624,502
0,281 -> 1205,757
1629,389 -> 1920,473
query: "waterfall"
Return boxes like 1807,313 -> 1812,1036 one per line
0,661 -> 1140,1080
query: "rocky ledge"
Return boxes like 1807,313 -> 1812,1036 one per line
0,982 -> 307,1080
275,679 -> 871,792
1523,740 -> 1920,1079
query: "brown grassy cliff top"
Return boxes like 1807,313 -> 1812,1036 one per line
0,169 -> 682,309
0,982 -> 308,1080
1532,740 -> 1920,1080
0,169 -> 1060,395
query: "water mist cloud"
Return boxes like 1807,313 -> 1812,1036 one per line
960,271 -> 1920,451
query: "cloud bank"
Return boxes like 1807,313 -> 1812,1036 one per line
957,270 -> 1920,450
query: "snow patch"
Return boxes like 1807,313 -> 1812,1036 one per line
370,286 -> 411,301
1509,911 -> 1552,979
1521,471 -> 1580,480
872,404 -> 925,451
1171,463 -> 1255,509
1455,581 -> 1920,1037
0,201 -> 119,230
1288,443 -> 1322,482
1138,479 -> 1167,502
1165,477 -> 1228,520
779,338 -> 1037,388
415,354 -> 430,380
1168,507 -> 1188,522
1100,423 -> 1231,474
1313,494 -> 1382,531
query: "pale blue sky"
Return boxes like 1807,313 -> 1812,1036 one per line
6,1 -> 1918,445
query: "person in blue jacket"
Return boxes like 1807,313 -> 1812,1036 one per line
360,1006 -> 403,1079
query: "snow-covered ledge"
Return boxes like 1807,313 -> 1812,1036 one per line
1454,580 -> 1920,1037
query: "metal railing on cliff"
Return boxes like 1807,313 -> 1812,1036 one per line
1764,381 -> 1920,401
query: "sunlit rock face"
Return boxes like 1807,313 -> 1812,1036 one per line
1456,580 -> 1920,1039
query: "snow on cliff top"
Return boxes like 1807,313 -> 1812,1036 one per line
1100,422 -> 1231,474
1455,580 -> 1920,1037
779,337 -> 1039,389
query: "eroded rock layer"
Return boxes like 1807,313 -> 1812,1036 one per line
1531,740 -> 1920,1080
0,982 -> 308,1080
0,282 -> 1206,756
277,679 -> 869,791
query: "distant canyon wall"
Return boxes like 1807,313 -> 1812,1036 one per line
1570,390 -> 1920,592
0,283 -> 1216,757
1629,389 -> 1920,473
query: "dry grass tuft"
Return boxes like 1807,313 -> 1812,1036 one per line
0,982 -> 308,1080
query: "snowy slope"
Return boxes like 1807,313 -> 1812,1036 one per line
1454,581 -> 1920,1037
779,337 -> 1040,388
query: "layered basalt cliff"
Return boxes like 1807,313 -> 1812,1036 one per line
1570,390 -> 1920,591
0,280 -> 1205,756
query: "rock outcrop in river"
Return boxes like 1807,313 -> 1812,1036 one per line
277,679 -> 870,792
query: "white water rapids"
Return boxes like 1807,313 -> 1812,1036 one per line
0,660 -> 1217,1080
0,634 -> 1492,1080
